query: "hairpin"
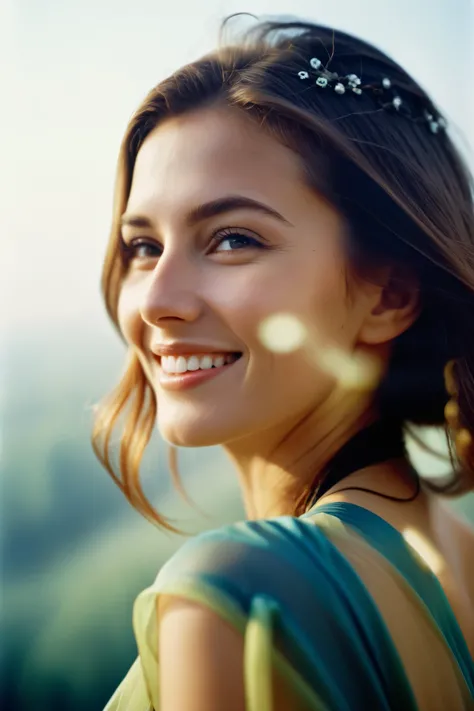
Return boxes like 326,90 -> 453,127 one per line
297,57 -> 447,135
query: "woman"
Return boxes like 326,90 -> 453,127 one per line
95,17 -> 474,711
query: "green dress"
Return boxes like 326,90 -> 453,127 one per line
104,502 -> 474,710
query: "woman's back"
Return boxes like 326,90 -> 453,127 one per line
428,496 -> 474,655
321,480 -> 474,659
303,500 -> 474,709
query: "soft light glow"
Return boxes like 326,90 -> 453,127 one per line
314,346 -> 381,391
403,528 -> 443,575
259,313 -> 308,353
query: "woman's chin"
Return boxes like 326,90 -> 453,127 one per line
157,421 -> 225,448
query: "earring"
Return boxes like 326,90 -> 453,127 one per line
444,360 -> 472,461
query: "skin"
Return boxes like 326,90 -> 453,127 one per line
117,105 -> 473,709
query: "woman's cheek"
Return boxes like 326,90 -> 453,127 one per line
117,284 -> 143,347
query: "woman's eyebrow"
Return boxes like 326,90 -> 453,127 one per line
185,195 -> 294,226
120,195 -> 294,230
120,214 -> 153,229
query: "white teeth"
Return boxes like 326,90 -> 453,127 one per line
187,355 -> 200,371
200,355 -> 213,370
175,356 -> 187,373
160,353 -> 239,374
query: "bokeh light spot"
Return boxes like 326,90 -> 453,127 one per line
317,347 -> 380,391
259,313 -> 308,353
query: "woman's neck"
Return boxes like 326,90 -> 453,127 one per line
223,389 -> 378,519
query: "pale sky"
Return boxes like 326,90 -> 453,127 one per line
2,0 -> 473,339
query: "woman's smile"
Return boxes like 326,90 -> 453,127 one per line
156,351 -> 243,391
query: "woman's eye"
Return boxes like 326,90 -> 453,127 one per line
124,240 -> 161,260
212,231 -> 263,253
121,231 -> 264,263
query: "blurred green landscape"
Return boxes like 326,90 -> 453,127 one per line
2,324 -> 473,710
2,324 -> 245,710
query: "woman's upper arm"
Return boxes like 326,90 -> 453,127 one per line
158,595 -> 246,711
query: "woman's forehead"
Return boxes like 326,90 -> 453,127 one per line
127,106 -> 307,215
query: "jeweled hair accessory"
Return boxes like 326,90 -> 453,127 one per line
298,57 -> 447,135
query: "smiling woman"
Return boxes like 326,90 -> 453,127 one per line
117,104 -> 357,451
94,15 -> 474,711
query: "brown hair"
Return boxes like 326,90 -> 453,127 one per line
92,18 -> 474,529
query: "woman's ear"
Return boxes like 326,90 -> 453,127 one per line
358,265 -> 421,346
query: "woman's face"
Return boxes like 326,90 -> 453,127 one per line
117,106 -> 375,447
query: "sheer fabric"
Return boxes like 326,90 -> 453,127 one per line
104,503 -> 474,711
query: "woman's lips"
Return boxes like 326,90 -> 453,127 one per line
155,355 -> 242,391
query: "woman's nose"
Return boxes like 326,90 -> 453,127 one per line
139,252 -> 203,326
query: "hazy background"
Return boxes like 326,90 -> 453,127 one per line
2,0 -> 473,709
